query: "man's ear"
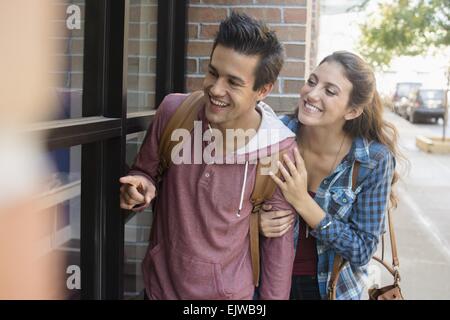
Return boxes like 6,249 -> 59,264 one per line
344,107 -> 363,121
256,83 -> 274,101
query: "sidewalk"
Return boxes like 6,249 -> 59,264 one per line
369,111 -> 450,300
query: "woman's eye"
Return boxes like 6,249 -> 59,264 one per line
326,89 -> 337,96
208,70 -> 217,77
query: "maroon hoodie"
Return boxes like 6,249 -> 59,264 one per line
130,93 -> 296,300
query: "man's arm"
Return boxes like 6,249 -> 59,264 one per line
258,185 -> 296,300
121,94 -> 188,211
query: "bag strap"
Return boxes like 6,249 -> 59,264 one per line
157,90 -> 205,178
328,161 -> 401,299
249,149 -> 289,287
150,90 -> 204,247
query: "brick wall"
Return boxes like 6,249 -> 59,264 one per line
51,0 -> 85,119
127,0 -> 158,111
186,0 -> 315,114
308,0 -> 320,73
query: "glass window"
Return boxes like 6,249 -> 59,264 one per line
51,0 -> 85,119
127,0 -> 158,113
123,132 -> 152,299
42,145 -> 82,299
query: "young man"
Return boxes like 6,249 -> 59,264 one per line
120,12 -> 297,300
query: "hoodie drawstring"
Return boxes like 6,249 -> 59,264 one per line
237,160 -> 249,217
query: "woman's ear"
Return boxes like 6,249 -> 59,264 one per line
344,107 -> 363,121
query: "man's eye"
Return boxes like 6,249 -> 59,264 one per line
209,70 -> 217,77
307,79 -> 316,86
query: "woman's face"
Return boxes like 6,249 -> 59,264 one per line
298,61 -> 354,128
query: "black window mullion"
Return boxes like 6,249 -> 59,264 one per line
155,0 -> 188,107
102,0 -> 129,299
81,0 -> 108,300
82,0 -> 129,300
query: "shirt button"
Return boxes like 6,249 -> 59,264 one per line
205,173 -> 210,178
342,198 -> 347,203
323,180 -> 328,185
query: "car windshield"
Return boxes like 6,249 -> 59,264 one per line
419,90 -> 444,101
396,83 -> 421,97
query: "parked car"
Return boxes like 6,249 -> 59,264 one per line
392,82 -> 422,117
405,89 -> 446,123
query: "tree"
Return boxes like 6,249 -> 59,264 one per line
358,0 -> 449,140
358,0 -> 449,68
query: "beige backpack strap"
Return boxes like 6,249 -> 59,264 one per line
328,161 -> 360,299
157,90 -> 205,179
250,148 -> 289,287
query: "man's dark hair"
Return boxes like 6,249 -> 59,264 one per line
212,12 -> 284,91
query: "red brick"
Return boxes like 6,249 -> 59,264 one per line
279,61 -> 305,77
283,8 -> 306,23
199,58 -> 210,74
283,79 -> 304,94
128,39 -> 157,56
128,74 -> 156,91
148,58 -> 157,73
187,41 -> 214,56
284,43 -> 305,59
200,24 -> 219,39
188,7 -> 227,23
186,58 -> 198,74
264,96 -> 298,113
255,0 -> 306,5
188,24 -> 199,39
271,80 -> 280,94
272,25 -> 306,41
129,5 -> 157,23
232,8 -> 281,23
185,76 -> 205,92
129,23 -> 149,40
202,0 -> 253,4
148,23 -> 157,39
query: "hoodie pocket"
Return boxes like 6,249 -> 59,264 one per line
146,242 -> 231,299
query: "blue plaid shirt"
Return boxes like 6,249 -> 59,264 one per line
281,115 -> 395,300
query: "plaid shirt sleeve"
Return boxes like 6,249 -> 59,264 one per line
310,151 -> 395,266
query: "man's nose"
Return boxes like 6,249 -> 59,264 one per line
209,78 -> 227,97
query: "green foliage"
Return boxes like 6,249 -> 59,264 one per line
358,0 -> 450,69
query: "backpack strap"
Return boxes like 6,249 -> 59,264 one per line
250,149 -> 289,287
157,90 -> 205,180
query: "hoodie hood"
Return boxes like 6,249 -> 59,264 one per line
234,101 -> 296,158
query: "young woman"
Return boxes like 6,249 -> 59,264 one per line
260,51 -> 401,300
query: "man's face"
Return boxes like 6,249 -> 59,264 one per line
203,44 -> 271,131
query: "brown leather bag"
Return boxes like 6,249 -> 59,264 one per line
157,90 -> 287,287
328,161 -> 404,300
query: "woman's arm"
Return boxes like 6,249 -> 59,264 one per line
265,148 -> 395,266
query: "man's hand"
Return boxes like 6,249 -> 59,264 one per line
119,175 -> 156,212
259,204 -> 295,238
